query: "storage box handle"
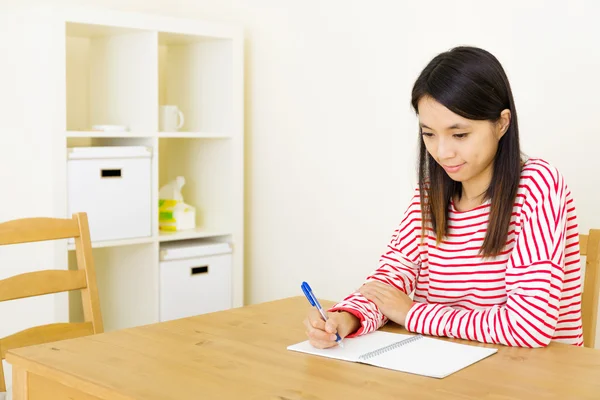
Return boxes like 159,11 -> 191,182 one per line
101,169 -> 122,178
191,265 -> 209,275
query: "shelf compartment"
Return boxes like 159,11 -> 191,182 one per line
158,138 -> 233,234
66,22 -> 157,132
158,32 -> 233,134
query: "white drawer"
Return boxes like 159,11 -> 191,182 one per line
159,253 -> 232,322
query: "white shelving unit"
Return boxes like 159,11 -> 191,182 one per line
0,7 -> 244,333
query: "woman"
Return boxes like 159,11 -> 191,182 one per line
304,46 -> 582,348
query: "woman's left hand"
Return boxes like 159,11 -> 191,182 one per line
359,281 -> 415,326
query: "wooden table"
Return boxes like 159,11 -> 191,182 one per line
7,296 -> 600,400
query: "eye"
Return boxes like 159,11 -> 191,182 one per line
421,132 -> 434,138
453,133 -> 469,139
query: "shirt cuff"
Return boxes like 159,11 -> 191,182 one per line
404,302 -> 424,332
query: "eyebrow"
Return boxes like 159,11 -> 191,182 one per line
419,123 -> 470,130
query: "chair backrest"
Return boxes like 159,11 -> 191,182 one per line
0,213 -> 103,391
580,230 -> 600,348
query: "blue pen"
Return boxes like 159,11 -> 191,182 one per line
301,281 -> 344,348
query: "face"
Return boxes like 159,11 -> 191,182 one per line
417,96 -> 510,190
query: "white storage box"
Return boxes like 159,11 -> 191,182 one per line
159,240 -> 232,322
67,146 -> 152,242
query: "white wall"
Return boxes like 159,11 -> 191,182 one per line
1,0 -> 599,344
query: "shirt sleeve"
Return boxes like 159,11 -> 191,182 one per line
404,169 -> 574,347
328,188 -> 423,337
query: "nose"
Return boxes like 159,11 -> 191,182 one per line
437,137 -> 456,160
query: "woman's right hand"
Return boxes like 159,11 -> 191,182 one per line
303,309 -> 360,349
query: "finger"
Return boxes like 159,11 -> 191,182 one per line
360,285 -> 382,298
307,325 -> 339,342
308,311 -> 326,330
311,318 -> 325,330
309,338 -> 337,349
363,282 -> 395,300
374,283 -> 405,301
366,281 -> 394,293
361,283 -> 386,300
359,286 -> 373,298
360,282 -> 375,291
371,293 -> 384,305
306,314 -> 336,339
361,288 -> 383,306
324,319 -> 338,334
359,284 -> 372,296
367,286 -> 390,301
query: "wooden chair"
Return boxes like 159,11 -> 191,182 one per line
580,229 -> 600,348
0,213 -> 103,397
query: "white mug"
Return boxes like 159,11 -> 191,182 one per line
159,105 -> 185,132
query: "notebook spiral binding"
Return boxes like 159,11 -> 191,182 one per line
358,335 -> 424,361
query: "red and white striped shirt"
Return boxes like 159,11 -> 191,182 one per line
330,158 -> 583,347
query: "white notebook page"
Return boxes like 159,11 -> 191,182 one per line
287,331 -> 497,378
364,335 -> 498,378
287,331 -> 413,362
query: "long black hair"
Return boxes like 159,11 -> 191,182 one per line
411,46 -> 522,257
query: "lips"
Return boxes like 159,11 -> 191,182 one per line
442,163 -> 465,173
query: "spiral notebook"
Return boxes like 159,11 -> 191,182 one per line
287,331 -> 497,378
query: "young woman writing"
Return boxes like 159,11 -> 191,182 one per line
304,46 -> 582,348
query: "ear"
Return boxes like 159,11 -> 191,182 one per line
496,109 -> 511,139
